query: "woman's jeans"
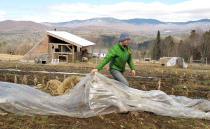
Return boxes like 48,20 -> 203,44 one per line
109,68 -> 129,87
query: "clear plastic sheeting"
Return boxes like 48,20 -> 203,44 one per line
0,72 -> 209,119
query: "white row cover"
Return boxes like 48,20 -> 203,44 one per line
0,73 -> 209,119
167,57 -> 188,68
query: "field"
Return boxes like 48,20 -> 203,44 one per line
0,59 -> 210,129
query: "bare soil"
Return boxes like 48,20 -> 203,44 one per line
0,60 -> 209,129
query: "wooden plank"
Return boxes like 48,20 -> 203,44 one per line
49,43 -> 71,45
66,45 -> 72,52
53,52 -> 72,55
72,46 -> 75,62
49,43 -> 73,52
78,46 -> 80,52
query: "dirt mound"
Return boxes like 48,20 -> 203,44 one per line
47,76 -> 81,95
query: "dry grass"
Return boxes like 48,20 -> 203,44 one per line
0,54 -> 23,61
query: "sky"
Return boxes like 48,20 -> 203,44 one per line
0,0 -> 210,23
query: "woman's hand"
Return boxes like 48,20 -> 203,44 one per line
131,70 -> 136,77
91,69 -> 98,73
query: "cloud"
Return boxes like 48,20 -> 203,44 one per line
47,0 -> 210,22
17,12 -> 94,23
17,15 -> 50,23
0,10 -> 6,21
10,0 -> 210,23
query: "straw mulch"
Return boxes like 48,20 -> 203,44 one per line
46,76 -> 81,95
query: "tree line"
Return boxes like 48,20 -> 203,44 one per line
151,30 -> 210,63
0,30 -> 209,63
0,41 -> 34,55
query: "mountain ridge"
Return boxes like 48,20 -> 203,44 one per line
1,18 -> 210,46
43,17 -> 210,26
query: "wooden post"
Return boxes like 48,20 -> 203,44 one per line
171,88 -> 174,94
4,75 -> 7,81
78,47 -> 80,52
206,57 -> 208,66
158,79 -> 161,90
42,77 -> 45,87
34,76 -> 38,86
14,75 -> 17,83
22,75 -> 28,85
49,43 -> 53,62
72,46 -> 75,62
186,89 -> 189,97
207,92 -> 210,100
75,46 -> 80,61
190,56 -> 193,64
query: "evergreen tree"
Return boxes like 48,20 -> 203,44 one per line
152,30 -> 161,60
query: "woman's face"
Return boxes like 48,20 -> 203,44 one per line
122,39 -> 130,46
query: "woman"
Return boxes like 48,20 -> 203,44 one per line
91,32 -> 135,86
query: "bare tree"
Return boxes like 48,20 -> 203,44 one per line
161,35 -> 175,57
199,30 -> 210,62
16,43 -> 34,55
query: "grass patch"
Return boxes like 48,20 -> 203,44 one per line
189,120 -> 195,125
31,115 -> 36,120
202,120 -> 208,125
173,85 -> 192,89
174,117 -> 185,122
41,115 -> 49,119
15,113 -> 25,116
199,80 -> 210,86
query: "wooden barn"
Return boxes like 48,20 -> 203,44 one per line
21,31 -> 95,63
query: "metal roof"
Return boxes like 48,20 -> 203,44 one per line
47,31 -> 95,47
